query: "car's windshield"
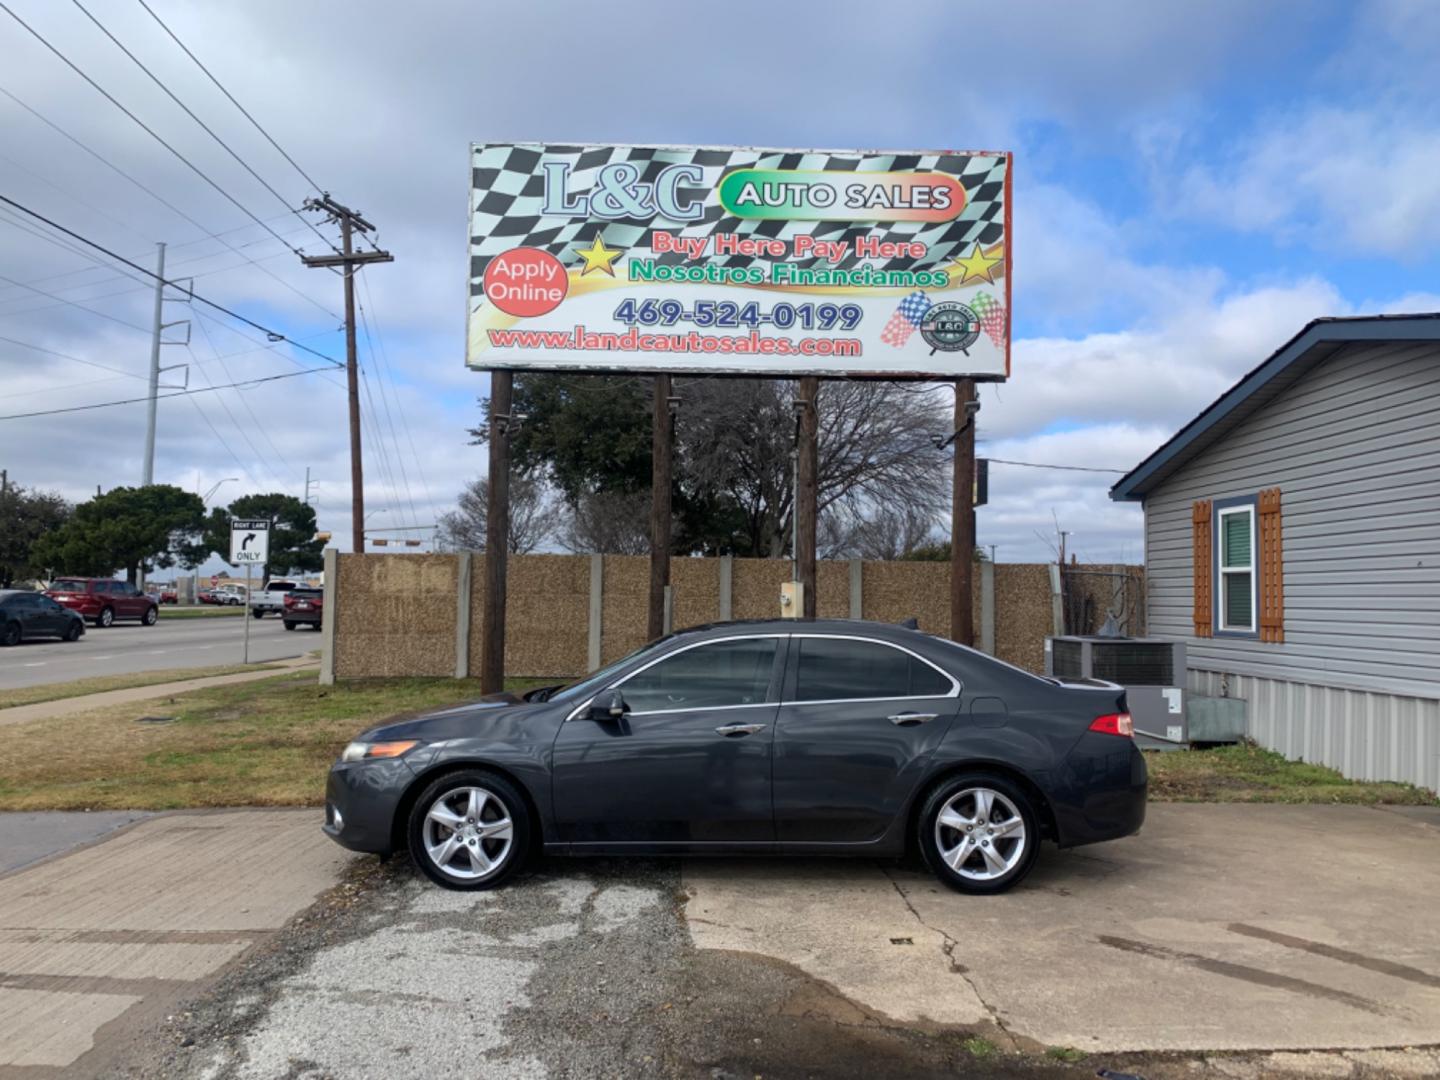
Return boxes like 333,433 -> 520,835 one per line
544,637 -> 672,705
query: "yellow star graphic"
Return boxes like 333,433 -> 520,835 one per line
951,242 -> 1003,285
574,234 -> 623,277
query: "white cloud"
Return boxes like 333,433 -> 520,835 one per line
1174,107 -> 1440,257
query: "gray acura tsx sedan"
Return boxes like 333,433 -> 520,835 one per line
323,618 -> 1147,894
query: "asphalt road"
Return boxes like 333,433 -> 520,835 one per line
0,613 -> 313,691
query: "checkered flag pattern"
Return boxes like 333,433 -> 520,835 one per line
470,145 -> 1008,298
971,291 -> 1006,347
880,290 -> 933,347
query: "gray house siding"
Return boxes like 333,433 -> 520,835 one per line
1142,340 -> 1440,791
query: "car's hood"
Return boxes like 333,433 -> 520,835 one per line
358,692 -> 545,743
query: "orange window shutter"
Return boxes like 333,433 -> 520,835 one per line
1192,499 -> 1213,638
1258,487 -> 1284,643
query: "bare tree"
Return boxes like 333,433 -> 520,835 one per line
435,472 -> 560,554
819,503 -> 939,560
556,490 -> 652,555
676,379 -> 951,557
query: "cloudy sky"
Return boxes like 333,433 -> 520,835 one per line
2,0 -> 1438,568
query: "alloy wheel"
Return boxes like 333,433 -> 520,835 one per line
421,785 -> 514,882
934,786 -> 1028,882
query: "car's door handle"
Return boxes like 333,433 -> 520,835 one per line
715,723 -> 767,736
888,712 -> 938,726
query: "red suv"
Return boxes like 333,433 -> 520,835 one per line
45,578 -> 160,628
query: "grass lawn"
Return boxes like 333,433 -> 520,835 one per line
0,664 -> 284,710
2,671 -> 1432,812
0,672 -> 547,812
1146,742 -> 1436,805
158,606 -> 245,618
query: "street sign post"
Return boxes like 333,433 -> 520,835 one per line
230,519 -> 270,663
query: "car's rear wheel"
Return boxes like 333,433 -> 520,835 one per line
251,609 -> 264,618
918,773 -> 1039,895
63,621 -> 83,642
96,607 -> 114,628
142,606 -> 158,626
1,621 -> 20,647
282,620 -> 296,631
407,770 -> 530,891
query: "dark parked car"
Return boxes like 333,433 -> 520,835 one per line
0,590 -> 86,645
45,578 -> 159,627
282,586 -> 323,631
324,619 -> 1146,895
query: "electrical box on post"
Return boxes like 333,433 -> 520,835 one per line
780,581 -> 804,618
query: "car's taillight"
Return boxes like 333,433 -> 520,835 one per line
1090,712 -> 1134,737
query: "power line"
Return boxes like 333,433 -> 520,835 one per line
134,0 -> 326,196
0,82 -> 339,319
191,315 -> 300,487
0,193 -> 342,367
0,2 -> 311,262
0,364 -> 335,421
359,275 -> 434,523
986,458 -> 1128,474
68,0 -> 340,259
0,215 -> 311,303
357,301 -> 419,528
0,331 -> 141,379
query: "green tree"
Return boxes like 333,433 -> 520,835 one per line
196,493 -> 323,579
30,485 -> 205,582
0,483 -> 72,587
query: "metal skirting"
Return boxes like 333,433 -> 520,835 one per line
1189,668 -> 1440,794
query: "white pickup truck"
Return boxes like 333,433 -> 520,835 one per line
250,579 -> 301,618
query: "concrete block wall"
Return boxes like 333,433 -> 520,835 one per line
323,552 -> 1141,682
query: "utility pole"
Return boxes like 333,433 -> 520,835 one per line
950,379 -> 978,646
795,377 -> 818,618
480,374 -> 513,693
300,195 -> 394,556
142,242 -> 166,486
648,374 -> 675,640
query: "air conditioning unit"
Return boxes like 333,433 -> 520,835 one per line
1044,635 -> 1188,751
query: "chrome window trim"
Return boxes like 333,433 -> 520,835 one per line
787,633 -> 961,703
563,631 -> 960,720
564,634 -> 788,722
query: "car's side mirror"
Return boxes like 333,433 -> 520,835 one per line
592,688 -> 629,721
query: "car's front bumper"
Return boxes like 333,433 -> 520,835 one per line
321,757 -> 416,855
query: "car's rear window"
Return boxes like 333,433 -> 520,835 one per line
50,579 -> 89,592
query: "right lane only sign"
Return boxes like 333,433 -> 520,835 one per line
229,519 -> 271,565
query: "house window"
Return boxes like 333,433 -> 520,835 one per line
1217,505 -> 1256,633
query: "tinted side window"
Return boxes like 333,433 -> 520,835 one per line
621,638 -> 777,713
8,594 -> 38,609
910,659 -> 952,696
795,638 -> 951,701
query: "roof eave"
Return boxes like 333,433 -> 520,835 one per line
1108,314 -> 1440,503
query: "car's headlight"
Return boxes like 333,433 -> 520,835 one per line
341,739 -> 420,763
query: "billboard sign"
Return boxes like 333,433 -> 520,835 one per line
467,144 -> 1010,379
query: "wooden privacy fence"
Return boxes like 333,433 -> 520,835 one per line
319,552 -> 1144,682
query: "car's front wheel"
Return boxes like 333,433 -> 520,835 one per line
96,607 -> 114,628
64,621 -> 83,642
407,770 -> 530,890
918,772 -> 1040,895
142,606 -> 158,626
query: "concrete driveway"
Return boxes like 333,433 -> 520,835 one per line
687,804 -> 1440,1056
128,802 -> 1440,1080
6,803 -> 1438,1078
